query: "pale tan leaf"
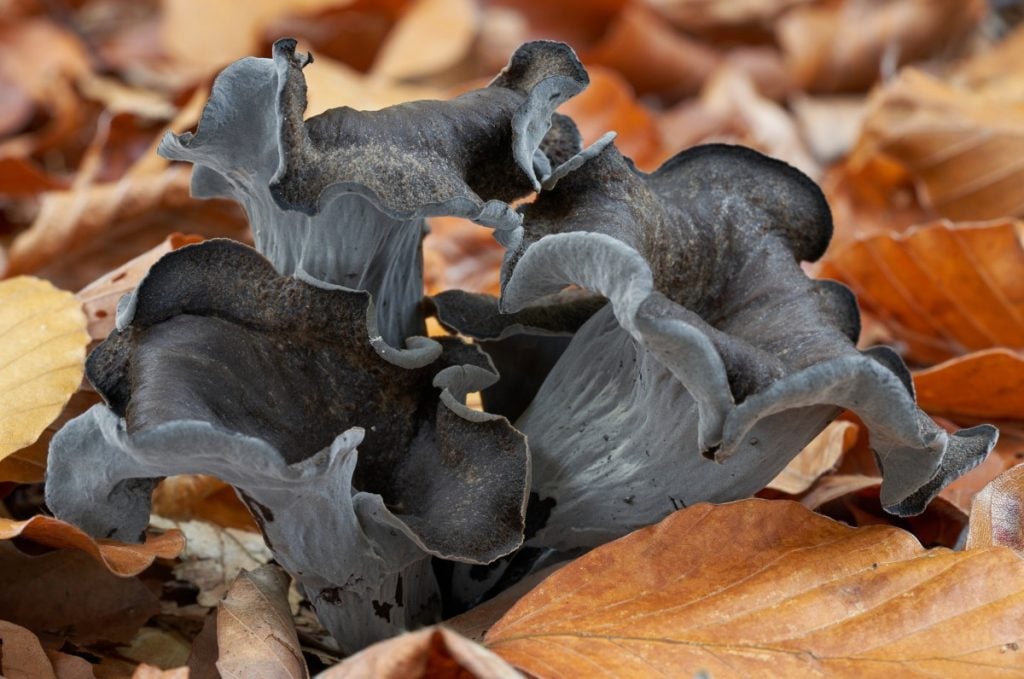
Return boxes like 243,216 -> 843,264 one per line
0,621 -> 57,679
967,464 -> 1024,555
767,420 -> 858,494
371,0 -> 478,81
851,69 -> 1024,220
0,390 -> 101,483
152,474 -> 258,533
486,499 -> 1024,677
131,665 -> 189,679
319,627 -> 520,679
216,565 -> 308,679
76,233 -> 204,341
0,515 -> 184,577
0,276 -> 88,460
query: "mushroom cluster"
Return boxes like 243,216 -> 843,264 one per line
46,39 -> 998,652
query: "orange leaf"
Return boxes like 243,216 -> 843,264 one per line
321,627 -> 520,678
852,68 -> 1024,220
819,219 -> 1024,365
967,464 -> 1024,555
370,0 -> 478,81
76,233 -> 204,341
152,474 -> 258,533
486,499 -> 1024,677
0,515 -> 184,577
913,349 -> 1024,422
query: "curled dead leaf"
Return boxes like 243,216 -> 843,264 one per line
320,626 -> 520,678
0,515 -> 184,577
820,219 -> 1024,365
370,0 -> 478,80
216,565 -> 308,679
77,233 -> 204,341
0,621 -> 59,679
0,277 -> 88,462
852,69 -> 1024,220
485,499 -> 1022,676
767,420 -> 859,494
913,349 -> 1024,422
966,464 -> 1024,555
777,0 -> 985,93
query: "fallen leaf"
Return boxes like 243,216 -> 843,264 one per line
76,233 -> 204,341
446,564 -> 566,643
320,627 -> 520,678
302,53 -> 443,115
943,428 -> 1024,512
150,516 -> 273,607
0,543 -> 160,644
913,349 -> 1024,422
585,3 -> 719,102
819,219 -> 1024,365
0,390 -> 102,483
131,665 -> 189,679
851,69 -> 1024,220
966,464 -> 1024,554
160,0 -> 354,77
216,565 -> 308,679
119,628 -> 193,673
370,0 -> 477,81
0,621 -> 59,679
0,276 -> 89,461
485,499 -> 1024,676
777,0 -> 985,93
791,94 -> 867,165
647,0 -> 813,35
0,515 -> 184,577
767,420 -> 859,494
186,612 -> 220,679
0,157 -> 69,196
152,475 -> 258,533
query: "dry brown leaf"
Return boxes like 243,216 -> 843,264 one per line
647,0 -> 813,35
0,157 -> 68,196
216,565 -> 308,679
0,543 -> 160,645
791,94 -> 866,165
119,628 -> 193,673
302,53 -> 443,115
3,90 -> 210,278
0,276 -> 88,461
777,0 -> 985,93
446,564 -> 566,643
160,0 -> 354,76
0,18 -> 92,154
943,428 -> 1024,513
585,3 -> 719,102
0,389 -> 102,484
0,621 -> 59,679
852,69 -> 1024,220
77,233 -> 204,341
819,220 -> 1024,366
370,0 -> 477,80
485,499 -> 1023,676
150,516 -> 273,607
951,22 -> 1024,98
0,514 -> 184,577
767,420 -> 858,494
321,627 -> 520,678
131,665 -> 189,679
152,475 -> 258,533
913,349 -> 1024,422
966,464 -> 1024,554
559,66 -> 665,171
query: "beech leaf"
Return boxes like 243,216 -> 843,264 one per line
966,463 -> 1024,555
767,419 -> 858,494
216,565 -> 308,679
0,276 -> 89,460
486,499 -> 1024,677
320,627 -> 521,678
913,349 -> 1024,422
820,219 -> 1024,365
0,515 -> 184,577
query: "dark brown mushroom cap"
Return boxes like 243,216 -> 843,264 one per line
46,239 -> 529,652
485,142 -> 997,551
157,39 -> 595,346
